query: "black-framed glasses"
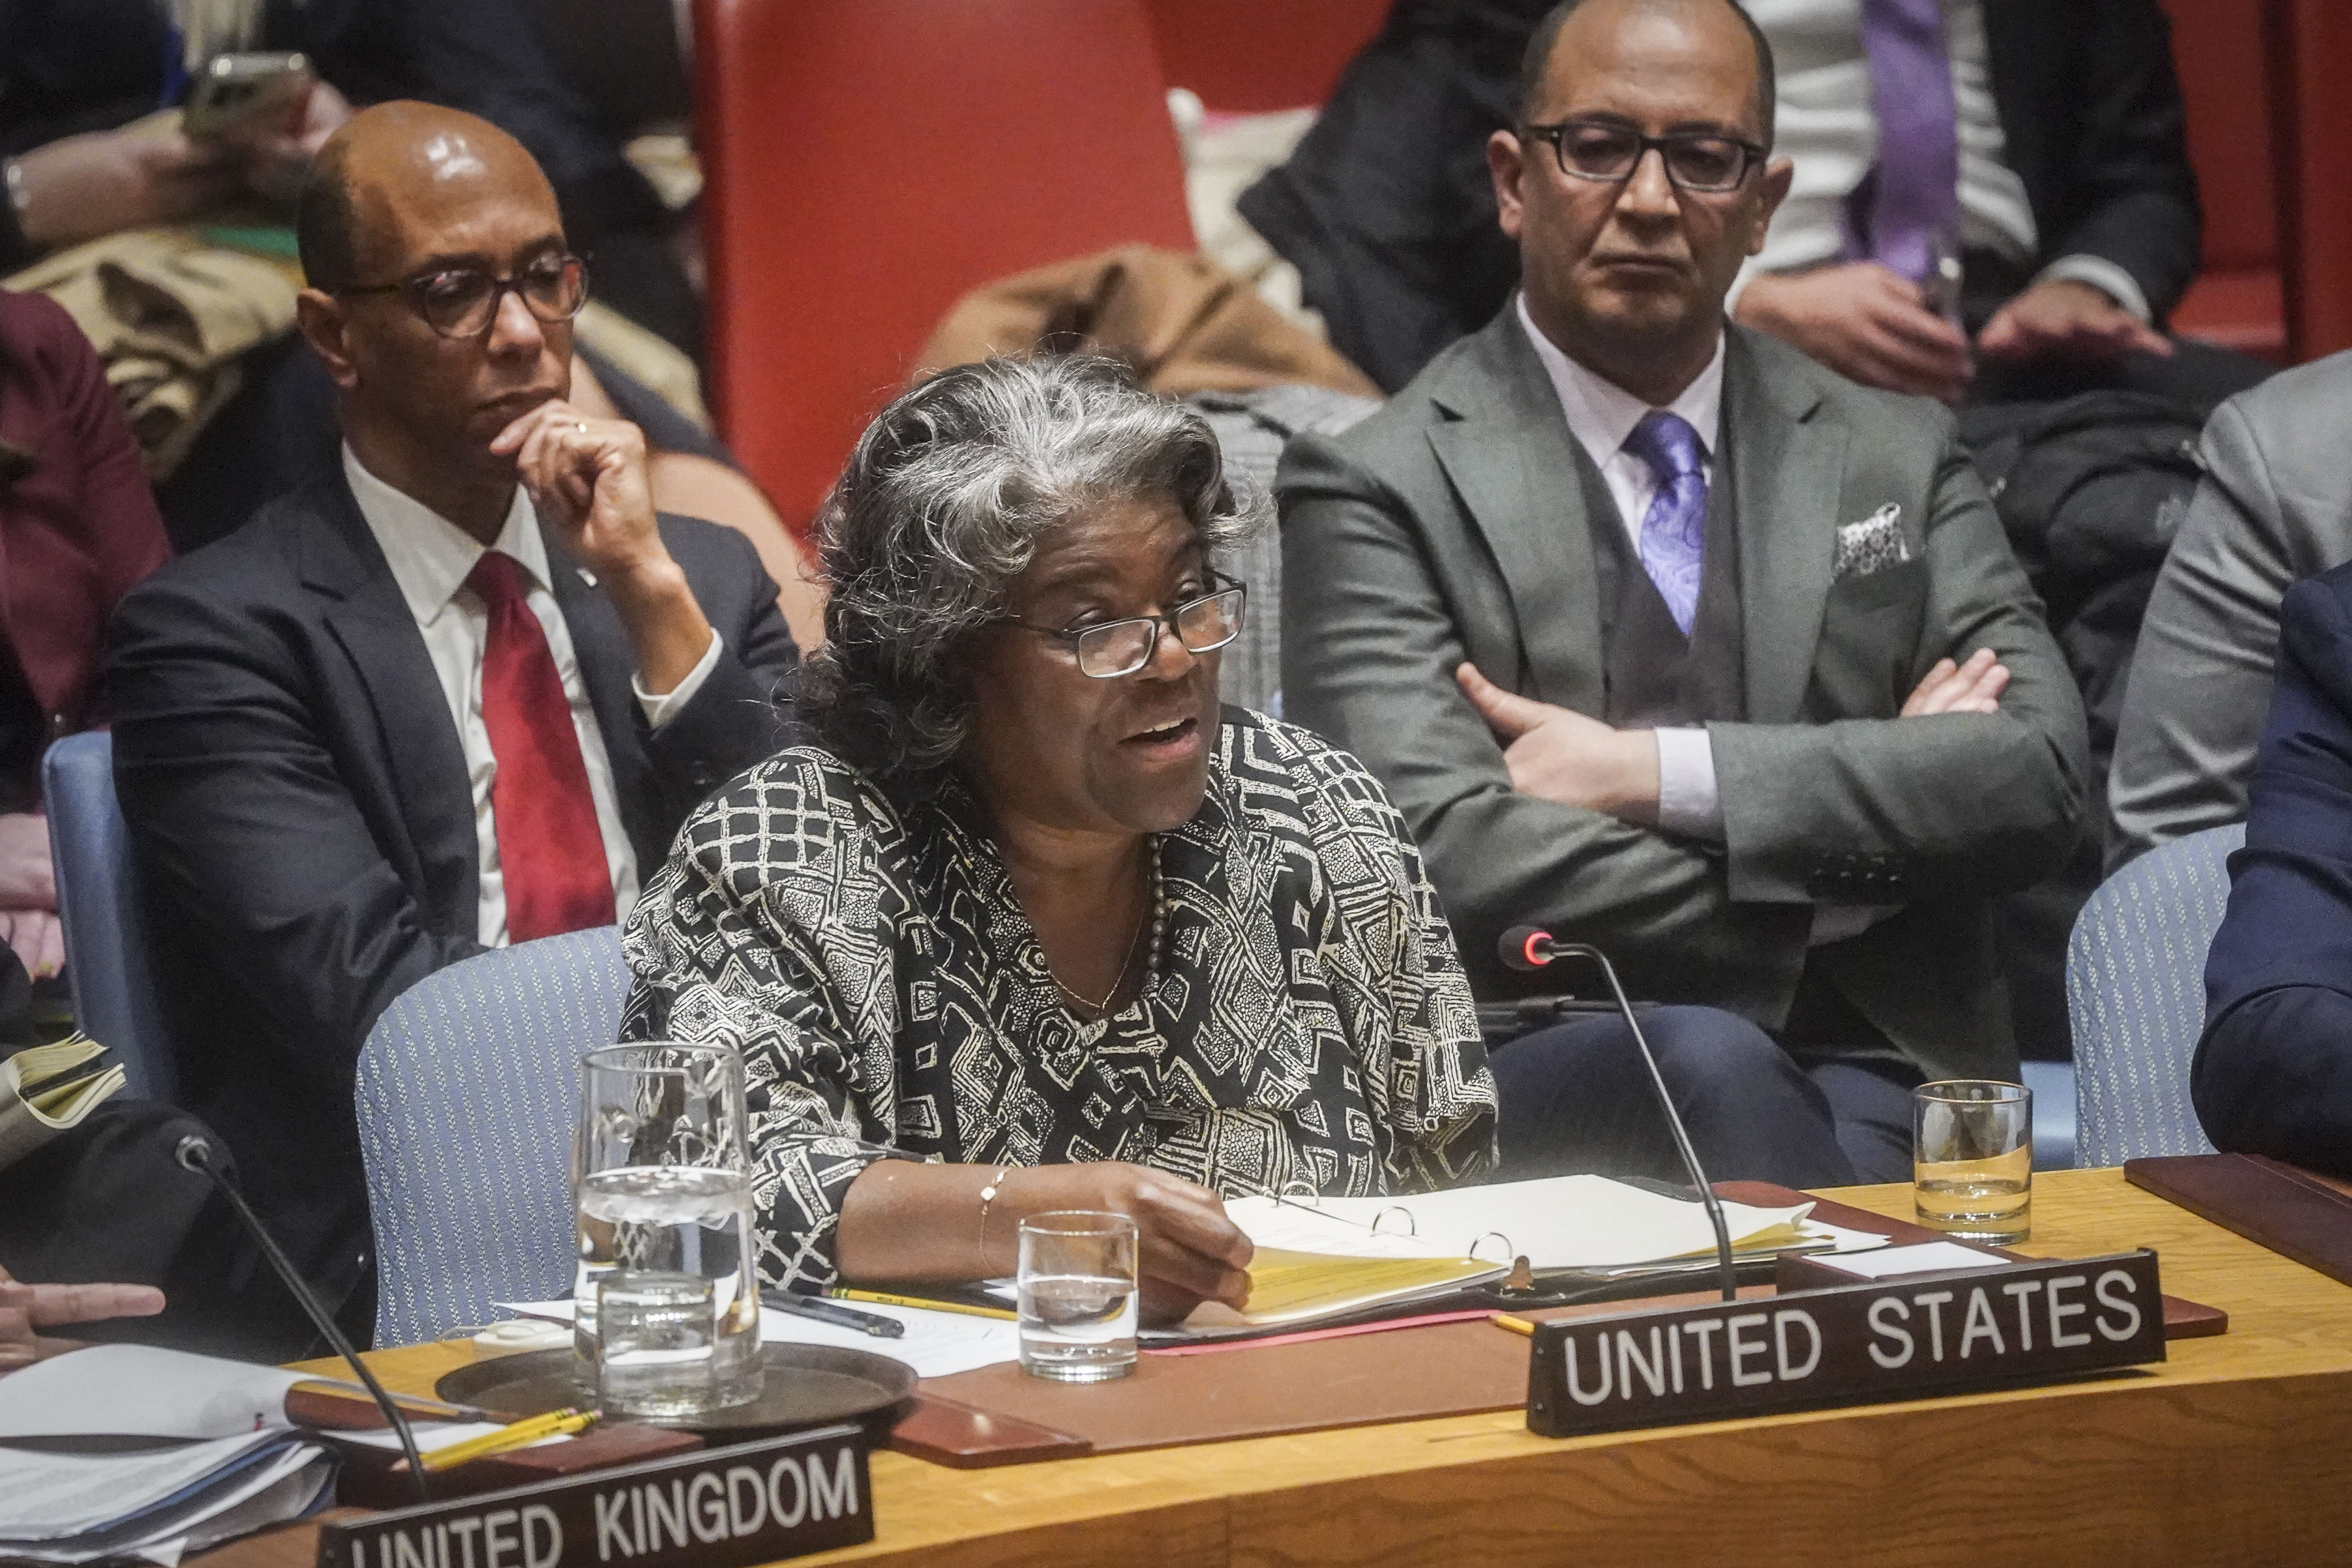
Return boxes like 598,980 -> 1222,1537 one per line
340,252 -> 591,339
1520,120 -> 1768,194
1004,580 -> 1247,679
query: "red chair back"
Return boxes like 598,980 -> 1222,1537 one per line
693,0 -> 1197,534
1144,0 -> 1390,111
2158,0 -> 2286,360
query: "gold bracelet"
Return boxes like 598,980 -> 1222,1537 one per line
976,1165 -> 1013,1273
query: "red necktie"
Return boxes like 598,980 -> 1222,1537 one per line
467,551 -> 616,942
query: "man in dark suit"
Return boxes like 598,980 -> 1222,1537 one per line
2193,561 -> 2352,1178
106,103 -> 797,1346
1280,0 -> 2087,1178
1726,0 -> 2248,408
1243,0 -> 2243,405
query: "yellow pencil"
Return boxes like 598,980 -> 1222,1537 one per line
1487,1312 -> 1537,1338
829,1288 -> 1018,1321
402,1408 -> 597,1473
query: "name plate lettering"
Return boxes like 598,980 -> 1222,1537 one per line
1527,1250 -> 2166,1438
317,1425 -> 873,1568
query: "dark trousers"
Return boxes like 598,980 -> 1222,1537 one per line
1489,1005 -> 1858,1192
1800,1057 -> 1925,1184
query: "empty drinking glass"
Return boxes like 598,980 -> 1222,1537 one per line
576,1042 -> 763,1412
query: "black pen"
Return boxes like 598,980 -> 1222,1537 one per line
760,1288 -> 906,1338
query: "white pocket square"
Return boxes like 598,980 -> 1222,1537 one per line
1832,503 -> 1911,582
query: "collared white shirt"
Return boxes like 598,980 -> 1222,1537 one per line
1517,297 -> 1725,843
1732,0 -> 2151,323
344,445 -> 721,946
1514,312 -> 1895,943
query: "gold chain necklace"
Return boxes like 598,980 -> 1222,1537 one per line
1048,839 -> 1163,1018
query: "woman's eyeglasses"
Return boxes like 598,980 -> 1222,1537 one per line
1004,581 -> 1247,679
340,252 -> 591,340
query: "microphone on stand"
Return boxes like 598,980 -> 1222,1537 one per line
175,1135 -> 429,1501
1498,927 -> 1738,1304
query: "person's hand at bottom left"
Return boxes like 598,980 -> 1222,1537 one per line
0,1266 -> 164,1373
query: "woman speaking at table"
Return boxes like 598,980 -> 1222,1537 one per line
620,356 -> 1852,1323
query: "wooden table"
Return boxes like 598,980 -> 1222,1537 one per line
295,1169 -> 2352,1566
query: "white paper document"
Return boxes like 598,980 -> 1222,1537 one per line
0,1346 -> 304,1439
499,1298 -> 1020,1380
1227,1175 -> 1822,1270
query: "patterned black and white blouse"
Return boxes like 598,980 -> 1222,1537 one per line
619,708 -> 1497,1292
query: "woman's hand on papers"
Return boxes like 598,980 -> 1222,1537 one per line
0,1267 -> 164,1374
838,1159 -> 1255,1325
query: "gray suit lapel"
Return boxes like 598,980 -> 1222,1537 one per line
1425,313 -> 1606,713
1726,330 -> 1846,724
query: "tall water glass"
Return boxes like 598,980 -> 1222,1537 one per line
575,1042 -> 763,1411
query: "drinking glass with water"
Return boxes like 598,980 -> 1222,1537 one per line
576,1042 -> 764,1412
1913,1079 -> 2033,1245
1017,1211 -> 1139,1382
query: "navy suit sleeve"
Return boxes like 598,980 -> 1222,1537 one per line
105,571 -> 485,1088
640,519 -> 801,826
2193,567 -> 2352,1175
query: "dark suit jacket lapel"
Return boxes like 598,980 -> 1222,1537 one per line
1725,329 -> 1846,724
1424,310 -> 1606,713
301,477 -> 481,923
544,528 -> 660,865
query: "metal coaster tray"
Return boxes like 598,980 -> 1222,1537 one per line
437,1342 -> 917,1437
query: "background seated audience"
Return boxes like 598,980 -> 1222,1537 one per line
0,0 -> 822,649
1724,0 -> 2258,410
2107,349 -> 2352,870
1240,0 -> 2251,408
1279,0 -> 2088,1181
621,354 -> 1854,1323
104,104 -> 797,1350
0,289 -> 172,1039
2194,559 -> 2352,1178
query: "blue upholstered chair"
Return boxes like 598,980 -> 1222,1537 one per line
2066,824 -> 2244,1167
356,925 -> 628,1348
42,731 -> 175,1102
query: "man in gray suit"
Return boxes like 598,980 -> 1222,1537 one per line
2106,351 -> 2352,872
1279,0 -> 2087,1177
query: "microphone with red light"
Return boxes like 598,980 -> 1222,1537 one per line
1498,927 -> 1737,1303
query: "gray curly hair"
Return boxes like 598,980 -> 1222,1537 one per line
796,355 -> 1259,796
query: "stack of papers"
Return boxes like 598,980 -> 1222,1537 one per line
0,1348 -> 337,1565
1225,1174 -> 1827,1271
0,1433 -> 331,1565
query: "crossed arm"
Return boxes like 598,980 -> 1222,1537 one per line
1452,650 -> 2012,827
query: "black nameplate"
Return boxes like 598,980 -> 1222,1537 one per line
1527,1250 -> 2166,1438
316,1424 -> 873,1568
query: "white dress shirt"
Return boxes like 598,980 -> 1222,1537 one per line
1732,0 -> 2152,323
1515,309 -> 1896,944
344,445 -> 721,946
1517,297 -> 1725,842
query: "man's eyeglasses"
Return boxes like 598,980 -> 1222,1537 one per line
340,252 -> 591,340
1519,120 -> 1768,194
1004,581 -> 1247,679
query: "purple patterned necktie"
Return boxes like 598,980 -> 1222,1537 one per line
1623,411 -> 1708,637
1850,0 -> 1962,282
